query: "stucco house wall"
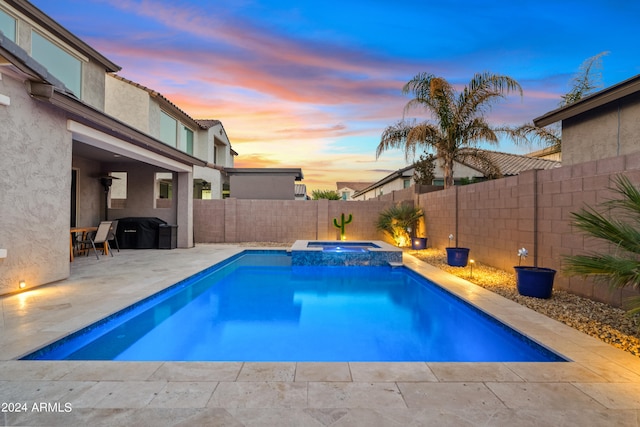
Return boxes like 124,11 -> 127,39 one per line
230,174 -> 295,200
72,155 -> 103,226
562,92 -> 640,165
5,2 -> 106,110
104,75 -> 150,133
0,70 -> 71,295
105,162 -> 178,225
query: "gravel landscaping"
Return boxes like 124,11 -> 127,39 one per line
407,248 -> 640,358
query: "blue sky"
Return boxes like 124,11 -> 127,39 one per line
32,0 -> 640,191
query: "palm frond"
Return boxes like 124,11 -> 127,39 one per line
570,207 -> 640,254
500,123 -> 561,150
376,120 -> 412,159
564,174 -> 640,318
563,253 -> 640,290
603,175 -> 640,220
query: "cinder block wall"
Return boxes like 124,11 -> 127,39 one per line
194,152 -> 640,307
418,151 -> 640,306
194,199 -> 397,244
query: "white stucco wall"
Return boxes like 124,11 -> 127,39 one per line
104,75 -> 151,133
0,71 -> 71,295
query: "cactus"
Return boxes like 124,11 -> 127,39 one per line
333,213 -> 353,240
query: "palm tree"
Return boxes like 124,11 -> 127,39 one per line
376,72 -> 522,188
504,51 -> 608,151
560,51 -> 608,106
563,175 -> 640,317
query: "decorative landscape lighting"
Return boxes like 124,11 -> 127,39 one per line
469,259 -> 475,278
18,280 -> 26,290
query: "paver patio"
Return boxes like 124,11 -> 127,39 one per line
1,245 -> 639,426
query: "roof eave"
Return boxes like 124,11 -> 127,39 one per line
534,74 -> 640,127
5,0 -> 120,72
30,83 -> 206,167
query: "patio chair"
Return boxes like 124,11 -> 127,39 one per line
79,221 -> 114,260
107,219 -> 120,252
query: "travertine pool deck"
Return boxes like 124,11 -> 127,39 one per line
1,244 -> 640,426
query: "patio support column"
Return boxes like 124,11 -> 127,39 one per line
175,170 -> 193,248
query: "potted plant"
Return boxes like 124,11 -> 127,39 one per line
376,204 -> 424,247
514,247 -> 556,299
446,234 -> 470,267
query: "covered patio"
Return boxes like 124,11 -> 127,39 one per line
1,245 -> 639,425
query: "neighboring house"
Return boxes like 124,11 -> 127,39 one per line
336,182 -> 374,200
104,76 -> 237,200
225,168 -> 305,200
534,74 -> 640,166
0,0 -> 225,295
294,184 -> 308,200
526,146 -> 562,162
351,166 -> 416,200
352,150 -> 560,200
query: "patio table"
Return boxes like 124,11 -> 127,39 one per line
70,226 -> 108,261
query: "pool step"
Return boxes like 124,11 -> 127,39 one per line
388,262 -> 403,268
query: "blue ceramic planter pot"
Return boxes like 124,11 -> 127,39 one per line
446,247 -> 470,267
514,266 -> 556,299
411,237 -> 427,250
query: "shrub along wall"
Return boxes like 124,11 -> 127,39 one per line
418,151 -> 640,307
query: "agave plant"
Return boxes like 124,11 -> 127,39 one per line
376,204 -> 424,247
563,175 -> 640,317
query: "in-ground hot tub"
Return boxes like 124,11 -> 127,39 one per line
290,240 -> 402,266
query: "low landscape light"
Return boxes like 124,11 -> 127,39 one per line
18,280 -> 26,290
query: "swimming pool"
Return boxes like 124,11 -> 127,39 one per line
23,251 -> 565,362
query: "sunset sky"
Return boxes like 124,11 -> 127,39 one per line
33,0 -> 640,193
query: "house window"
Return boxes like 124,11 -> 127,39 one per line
342,191 -> 348,200
155,172 -> 173,208
31,31 -> 82,96
0,9 -> 16,42
109,172 -> 127,209
181,125 -> 193,155
159,111 -> 177,147
213,140 -> 226,165
403,179 -> 411,188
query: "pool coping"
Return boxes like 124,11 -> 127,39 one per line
2,245 -> 640,425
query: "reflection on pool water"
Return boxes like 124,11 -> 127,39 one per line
23,251 -> 566,362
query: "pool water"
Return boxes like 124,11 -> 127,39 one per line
23,251 -> 565,362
